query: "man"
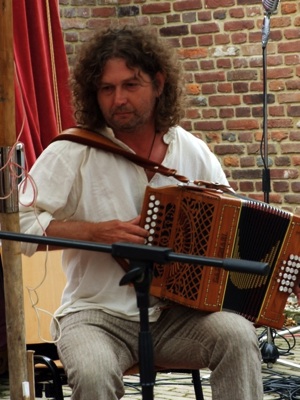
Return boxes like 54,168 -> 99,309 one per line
19,25 -> 263,399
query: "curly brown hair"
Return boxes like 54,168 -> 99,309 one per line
71,25 -> 185,133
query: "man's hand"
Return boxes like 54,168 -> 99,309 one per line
40,216 -> 148,251
90,216 -> 148,244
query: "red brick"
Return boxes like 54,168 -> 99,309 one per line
217,83 -> 232,93
240,181 -> 254,192
202,109 -> 217,119
214,144 -> 245,155
240,156 -> 255,167
173,0 -> 202,11
216,59 -> 231,68
227,119 -> 259,130
281,3 -> 298,15
205,133 -> 222,144
292,156 -> 300,166
219,108 -> 234,118
215,33 -> 230,45
201,83 -> 216,94
160,25 -> 189,36
209,95 -> 241,107
224,20 -> 255,31
236,107 -> 251,118
178,47 -> 207,58
205,0 -> 235,8
191,22 -> 220,34
92,7 -> 115,17
273,181 -> 289,192
185,109 -> 200,119
197,11 -> 212,21
290,131 -> 300,141
195,72 -> 226,83
182,36 -> 197,47
291,182 -> 300,192
278,40 -> 300,54
142,2 -> 170,14
271,131 -> 288,141
186,83 -> 201,95
274,156 -> 291,167
224,156 -> 239,167
281,143 -> 300,154
285,195 -> 300,204
194,120 -> 224,131
232,32 -> 247,44
167,14 -> 181,23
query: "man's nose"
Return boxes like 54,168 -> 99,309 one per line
113,87 -> 127,106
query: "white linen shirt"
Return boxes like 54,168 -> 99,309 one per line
19,126 -> 230,321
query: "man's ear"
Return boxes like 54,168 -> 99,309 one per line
154,71 -> 165,97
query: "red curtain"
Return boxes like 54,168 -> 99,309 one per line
13,0 -> 74,168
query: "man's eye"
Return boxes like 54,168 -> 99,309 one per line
100,86 -> 113,93
126,82 -> 140,90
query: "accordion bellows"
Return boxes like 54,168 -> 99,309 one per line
141,185 -> 300,329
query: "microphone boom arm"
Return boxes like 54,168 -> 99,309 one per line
0,230 -> 270,275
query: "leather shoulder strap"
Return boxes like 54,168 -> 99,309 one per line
52,127 -> 231,191
52,127 -> 190,183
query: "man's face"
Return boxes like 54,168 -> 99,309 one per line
97,58 -> 164,134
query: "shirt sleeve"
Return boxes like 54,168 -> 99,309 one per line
18,141 -> 81,256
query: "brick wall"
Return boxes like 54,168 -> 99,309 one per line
59,0 -> 300,215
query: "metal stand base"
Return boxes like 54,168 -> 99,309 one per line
261,325 -> 300,370
275,358 -> 300,370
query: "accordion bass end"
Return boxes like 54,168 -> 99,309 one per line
140,185 -> 300,329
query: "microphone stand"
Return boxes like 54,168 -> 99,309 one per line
261,12 -> 271,204
260,8 -> 278,367
259,5 -> 300,371
0,231 -> 269,400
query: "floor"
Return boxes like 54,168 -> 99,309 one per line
1,326 -> 300,399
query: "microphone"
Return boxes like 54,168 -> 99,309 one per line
262,14 -> 271,47
262,0 -> 280,47
262,0 -> 280,15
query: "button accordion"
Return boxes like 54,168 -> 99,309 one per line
140,185 -> 300,329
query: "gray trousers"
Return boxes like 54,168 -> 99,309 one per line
54,307 -> 263,400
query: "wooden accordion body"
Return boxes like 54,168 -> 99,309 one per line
140,185 -> 300,329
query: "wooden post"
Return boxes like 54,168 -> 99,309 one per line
0,1 -> 28,399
